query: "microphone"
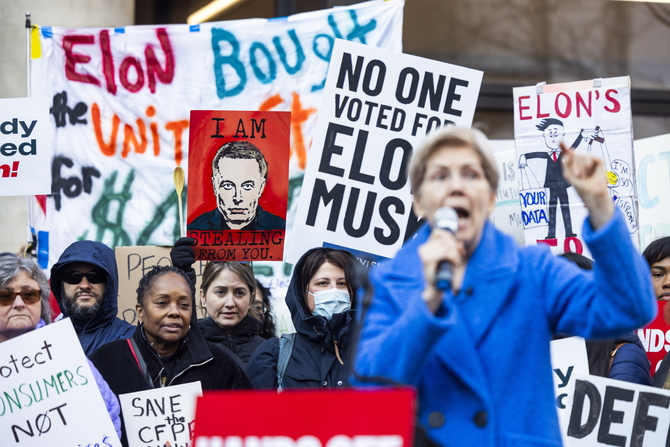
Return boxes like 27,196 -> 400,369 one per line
434,206 -> 458,291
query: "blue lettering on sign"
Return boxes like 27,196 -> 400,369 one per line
273,30 -> 305,75
522,209 -> 548,226
637,154 -> 658,209
211,10 -> 377,98
519,190 -> 546,207
250,41 -> 277,84
211,28 -> 247,98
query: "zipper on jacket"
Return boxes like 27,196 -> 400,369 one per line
168,357 -> 214,386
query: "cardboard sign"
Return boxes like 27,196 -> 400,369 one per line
514,77 -> 636,256
119,381 -> 202,447
286,39 -> 483,262
638,300 -> 670,377
193,388 -> 415,446
564,374 -> 670,446
489,139 -> 525,246
0,318 -> 121,446
635,133 -> 670,250
114,245 -> 207,324
550,336 -> 590,444
0,97 -> 51,196
187,110 -> 290,262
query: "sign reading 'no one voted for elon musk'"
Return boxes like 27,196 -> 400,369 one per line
286,39 -> 483,263
193,388 -> 416,447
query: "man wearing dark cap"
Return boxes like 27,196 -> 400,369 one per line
51,240 -> 135,355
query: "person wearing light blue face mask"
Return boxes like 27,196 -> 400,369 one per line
246,248 -> 357,390
308,288 -> 351,320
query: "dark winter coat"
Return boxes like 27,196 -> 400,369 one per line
90,326 -> 252,446
607,332 -> 652,386
198,314 -> 266,367
245,248 -> 355,389
51,241 -> 135,355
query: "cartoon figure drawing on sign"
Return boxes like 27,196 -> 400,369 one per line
189,141 -> 286,232
519,118 -> 611,239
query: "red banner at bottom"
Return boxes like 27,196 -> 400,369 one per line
193,388 -> 416,447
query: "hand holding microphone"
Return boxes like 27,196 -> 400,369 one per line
434,207 -> 459,291
418,206 -> 462,314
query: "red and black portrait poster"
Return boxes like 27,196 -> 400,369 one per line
187,110 -> 290,262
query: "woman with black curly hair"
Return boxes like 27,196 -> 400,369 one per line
90,265 -> 251,445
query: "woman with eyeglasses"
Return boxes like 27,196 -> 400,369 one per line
197,261 -> 266,368
245,247 -> 357,390
253,280 -> 277,340
0,253 -> 123,439
90,265 -> 251,445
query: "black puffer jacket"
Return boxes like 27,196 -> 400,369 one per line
245,248 -> 355,389
198,314 -> 266,368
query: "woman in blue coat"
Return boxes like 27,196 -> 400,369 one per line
353,127 -> 656,447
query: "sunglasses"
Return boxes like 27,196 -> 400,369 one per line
61,271 -> 106,285
0,289 -> 41,306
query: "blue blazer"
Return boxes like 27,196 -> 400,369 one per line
354,212 -> 656,447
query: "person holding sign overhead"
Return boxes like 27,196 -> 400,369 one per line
90,266 -> 252,445
353,127 -> 656,447
0,253 -> 122,438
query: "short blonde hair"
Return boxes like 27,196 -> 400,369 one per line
409,127 -> 499,197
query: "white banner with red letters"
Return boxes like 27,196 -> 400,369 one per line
28,0 -> 404,277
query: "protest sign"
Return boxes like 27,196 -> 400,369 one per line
286,38 -> 483,262
635,133 -> 670,250
0,318 -> 121,446
28,0 -> 404,281
0,97 -> 51,196
550,336 -> 589,444
564,373 -> 670,446
187,110 -> 290,262
489,139 -> 524,246
194,388 -> 415,446
119,381 -> 202,447
114,245 -> 208,323
638,300 -> 670,377
514,77 -> 636,255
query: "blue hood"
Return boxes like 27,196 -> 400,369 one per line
51,241 -> 134,355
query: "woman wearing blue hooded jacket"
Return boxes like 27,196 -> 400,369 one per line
0,252 -> 122,438
353,127 -> 656,447
245,247 -> 357,389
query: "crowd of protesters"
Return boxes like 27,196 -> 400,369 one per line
2,126 -> 669,447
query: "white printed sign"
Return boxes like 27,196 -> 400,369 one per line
286,38 -> 483,262
489,139 -> 524,246
514,77 -> 636,256
550,335 -> 589,444
564,374 -> 670,446
0,318 -> 120,446
0,97 -> 51,196
119,381 -> 202,447
634,133 -> 670,251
